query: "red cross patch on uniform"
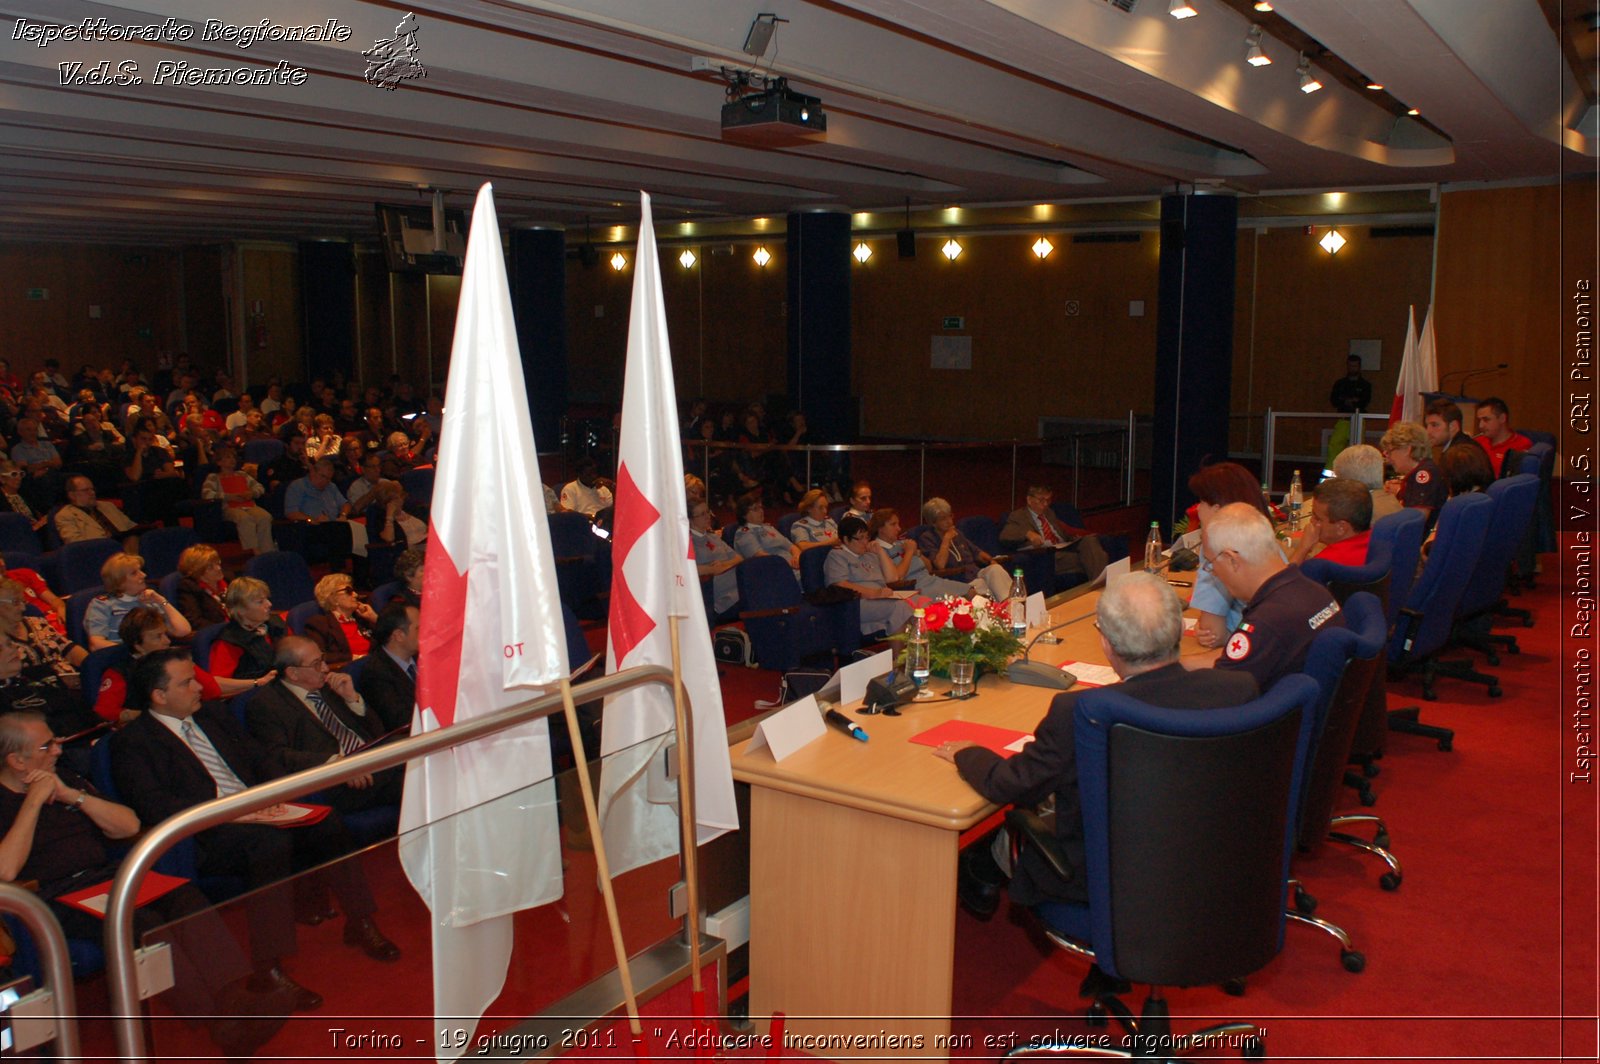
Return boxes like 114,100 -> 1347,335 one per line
1225,623 -> 1254,661
1414,468 -> 1430,484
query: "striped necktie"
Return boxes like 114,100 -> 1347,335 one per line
180,719 -> 246,797
307,689 -> 364,755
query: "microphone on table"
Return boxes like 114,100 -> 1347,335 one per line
1006,608 -> 1097,689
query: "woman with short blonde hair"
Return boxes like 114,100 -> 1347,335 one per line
305,573 -> 377,667
211,576 -> 281,680
84,553 -> 190,651
173,544 -> 228,629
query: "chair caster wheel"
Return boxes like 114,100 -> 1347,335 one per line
1085,1002 -> 1107,1028
1221,977 -> 1246,997
1508,644 -> 1521,654
1363,763 -> 1380,778
1380,872 -> 1402,891
1485,653 -> 1500,666
1293,887 -> 1317,915
1242,1036 -> 1265,1060
1359,788 -> 1377,807
1374,831 -> 1391,849
1422,690 -> 1438,702
1341,949 -> 1366,973
1488,686 -> 1502,698
1438,737 -> 1453,752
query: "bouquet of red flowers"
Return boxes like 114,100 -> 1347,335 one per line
894,594 -> 1024,677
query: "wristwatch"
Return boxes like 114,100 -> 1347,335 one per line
72,789 -> 86,809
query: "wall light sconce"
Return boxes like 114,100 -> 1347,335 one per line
752,246 -> 771,267
609,252 -> 627,271
1297,53 -> 1322,93
1245,25 -> 1271,66
1168,0 -> 1197,20
1318,228 -> 1346,255
1031,237 -> 1054,260
941,239 -> 963,261
678,249 -> 697,269
852,242 -> 872,264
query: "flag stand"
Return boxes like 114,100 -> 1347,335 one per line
559,678 -> 649,1056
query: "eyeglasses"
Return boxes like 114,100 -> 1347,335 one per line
34,737 -> 62,754
337,586 -> 357,597
296,656 -> 329,671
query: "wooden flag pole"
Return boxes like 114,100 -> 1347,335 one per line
668,615 -> 705,993
559,678 -> 644,1035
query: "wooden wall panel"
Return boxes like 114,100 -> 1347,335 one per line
237,245 -> 303,388
180,245 -> 226,364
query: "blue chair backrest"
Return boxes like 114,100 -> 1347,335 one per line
827,502 -> 850,524
799,543 -> 833,594
1300,531 -> 1390,593
241,438 -> 285,467
399,468 -> 435,505
548,510 -> 598,560
79,645 -> 133,713
65,588 -> 98,647
1367,508 -> 1425,631
3,550 -> 42,574
736,554 -> 832,673
1510,451 -> 1539,476
139,525 -> 197,580
0,512 -> 40,553
1072,673 -> 1318,984
229,687 -> 259,727
284,600 -> 322,635
340,655 -> 369,687
1050,501 -> 1086,530
1456,474 -> 1538,618
775,511 -> 802,540
158,570 -> 183,602
244,551 -> 316,609
191,622 -> 227,671
59,538 -> 122,594
1389,492 -> 1494,663
958,515 -> 1001,556
369,581 -> 402,613
563,602 -> 592,675
737,553 -> 803,611
1295,593 -> 1385,845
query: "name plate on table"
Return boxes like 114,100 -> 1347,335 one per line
747,695 -> 827,762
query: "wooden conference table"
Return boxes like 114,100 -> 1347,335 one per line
728,581 -> 1209,1056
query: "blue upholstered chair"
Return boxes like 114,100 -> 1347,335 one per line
190,622 -> 227,671
284,600 -> 323,636
736,555 -> 838,673
1004,675 -> 1319,1059
0,511 -> 41,554
243,551 -> 316,612
137,525 -> 197,580
57,538 -> 121,594
1453,474 -> 1539,663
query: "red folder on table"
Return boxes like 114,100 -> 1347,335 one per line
910,719 -> 1033,757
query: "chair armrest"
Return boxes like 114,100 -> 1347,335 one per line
1005,808 -> 1072,885
930,566 -> 966,578
740,606 -> 802,621
887,579 -> 916,591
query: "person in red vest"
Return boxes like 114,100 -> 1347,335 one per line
1474,396 -> 1532,476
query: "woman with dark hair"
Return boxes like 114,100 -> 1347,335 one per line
869,508 -> 968,599
823,515 -> 912,635
391,548 -> 425,608
1186,461 -> 1277,649
1440,442 -> 1495,498
172,544 -> 228,629
732,495 -> 800,570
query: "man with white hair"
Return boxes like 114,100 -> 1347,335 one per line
1332,444 -> 1402,522
1199,502 -> 1342,690
936,572 -> 1258,919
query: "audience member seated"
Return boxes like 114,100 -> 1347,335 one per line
824,515 -> 912,635
389,549 -> 425,609
93,606 -> 273,724
937,572 -> 1257,918
84,552 -> 192,652
0,577 -> 85,679
869,508 -> 969,599
915,497 -> 1013,601
1381,421 -> 1447,530
842,480 -> 874,523
1288,478 -> 1373,566
173,544 -> 229,630
69,407 -> 125,463
285,458 -> 366,562
202,444 -> 276,556
306,414 -> 342,461
344,451 -> 387,517
111,649 -> 401,1012
10,417 -> 63,511
1194,502 -> 1343,690
355,603 -> 418,734
1423,398 -> 1476,457
0,707 -> 295,1056
209,577 -> 285,681
230,407 -> 275,447
0,460 -> 48,534
246,636 -> 401,812
1332,444 -> 1402,523
1474,396 -> 1533,476
733,496 -> 801,570
690,500 -> 742,619
5,563 -> 65,636
999,484 -> 1109,583
1441,441 -> 1496,497
303,574 -> 375,668
55,474 -> 140,550
789,489 -> 839,550
0,631 -> 97,744
368,481 -> 427,550
560,459 -> 614,518
1183,462 -> 1276,650
380,431 -> 419,478
263,432 -> 312,493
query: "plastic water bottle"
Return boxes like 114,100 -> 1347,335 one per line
1261,481 -> 1273,515
907,608 -> 932,699
1144,521 -> 1163,571
1287,469 -> 1304,530
1008,568 -> 1028,639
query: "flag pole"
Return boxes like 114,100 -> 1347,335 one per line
558,678 -> 645,1040
668,614 -> 705,993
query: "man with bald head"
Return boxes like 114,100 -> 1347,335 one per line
937,572 -> 1258,919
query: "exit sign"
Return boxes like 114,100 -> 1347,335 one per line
25,288 -> 47,301
941,316 -> 964,329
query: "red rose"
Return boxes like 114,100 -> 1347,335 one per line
923,602 -> 950,631
951,610 -> 976,633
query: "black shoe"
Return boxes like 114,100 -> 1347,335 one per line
246,965 -> 323,1012
957,846 -> 1004,920
343,915 -> 401,962
1078,963 -> 1131,999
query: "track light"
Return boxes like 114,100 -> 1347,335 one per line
1297,53 -> 1322,94
1253,1 -> 1273,10
1245,25 -> 1271,67
1168,0 -> 1197,20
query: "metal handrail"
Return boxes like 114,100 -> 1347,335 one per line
1260,409 -> 1380,487
105,664 -> 678,1058
0,882 -> 80,1062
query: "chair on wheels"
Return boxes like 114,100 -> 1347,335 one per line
1387,492 -> 1495,751
1004,675 -> 1319,1060
736,555 -> 839,673
1452,474 -> 1539,664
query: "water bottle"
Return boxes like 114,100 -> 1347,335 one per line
1261,481 -> 1273,515
1144,521 -> 1163,571
1008,568 -> 1028,639
907,608 -> 932,699
1287,469 -> 1304,530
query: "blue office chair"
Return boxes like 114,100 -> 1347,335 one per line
138,525 -> 197,580
369,580 -> 403,613
243,550 -> 315,611
57,538 -> 121,594
398,468 -> 435,507
78,644 -> 132,714
284,600 -> 323,635
1005,675 -> 1319,1059
775,511 -> 802,541
736,555 -> 838,673
64,588 -> 99,648
798,545 -> 832,596
1453,474 -> 1539,663
0,512 -> 41,554
1388,492 -> 1495,751
547,510 -> 608,617
795,545 -> 867,655
158,570 -> 184,603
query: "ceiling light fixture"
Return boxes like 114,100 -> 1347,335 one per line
1297,53 -> 1322,94
941,239 -> 963,261
753,245 -> 771,267
1245,25 -> 1271,66
1319,229 -> 1346,255
1032,237 -> 1054,260
610,252 -> 627,271
678,248 -> 697,269
1168,0 -> 1198,19
1365,80 -> 1384,91
852,242 -> 872,264
1253,1 -> 1273,11
1406,107 -> 1420,116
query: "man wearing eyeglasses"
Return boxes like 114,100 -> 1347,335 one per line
53,474 -> 141,550
998,485 -> 1109,583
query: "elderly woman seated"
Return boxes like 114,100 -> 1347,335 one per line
207,576 -> 284,681
788,489 -> 838,550
303,573 -> 377,668
172,544 -> 228,630
1380,421 -> 1447,530
690,499 -> 742,621
732,496 -> 800,570
868,508 -> 970,600
0,577 -> 86,679
914,497 -> 1013,601
201,444 -> 276,556
92,606 -> 274,724
823,515 -> 912,636
84,552 -> 192,651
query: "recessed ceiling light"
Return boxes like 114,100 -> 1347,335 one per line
1169,0 -> 1197,20
1253,1 -> 1274,11
1365,81 -> 1384,91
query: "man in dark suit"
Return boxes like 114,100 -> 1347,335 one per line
998,484 -> 1109,583
935,572 -> 1258,919
110,649 -> 400,1011
246,635 -> 402,812
357,603 -> 418,734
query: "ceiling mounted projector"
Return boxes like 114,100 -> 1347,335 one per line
721,81 -> 827,146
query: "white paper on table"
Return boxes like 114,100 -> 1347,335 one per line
747,695 -> 828,761
1183,617 -> 1199,633
1091,556 -> 1132,589
890,589 -> 916,599
1167,529 -> 1202,555
1024,591 -> 1047,628
839,649 -> 893,706
1059,661 -> 1121,688
1004,734 -> 1036,754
